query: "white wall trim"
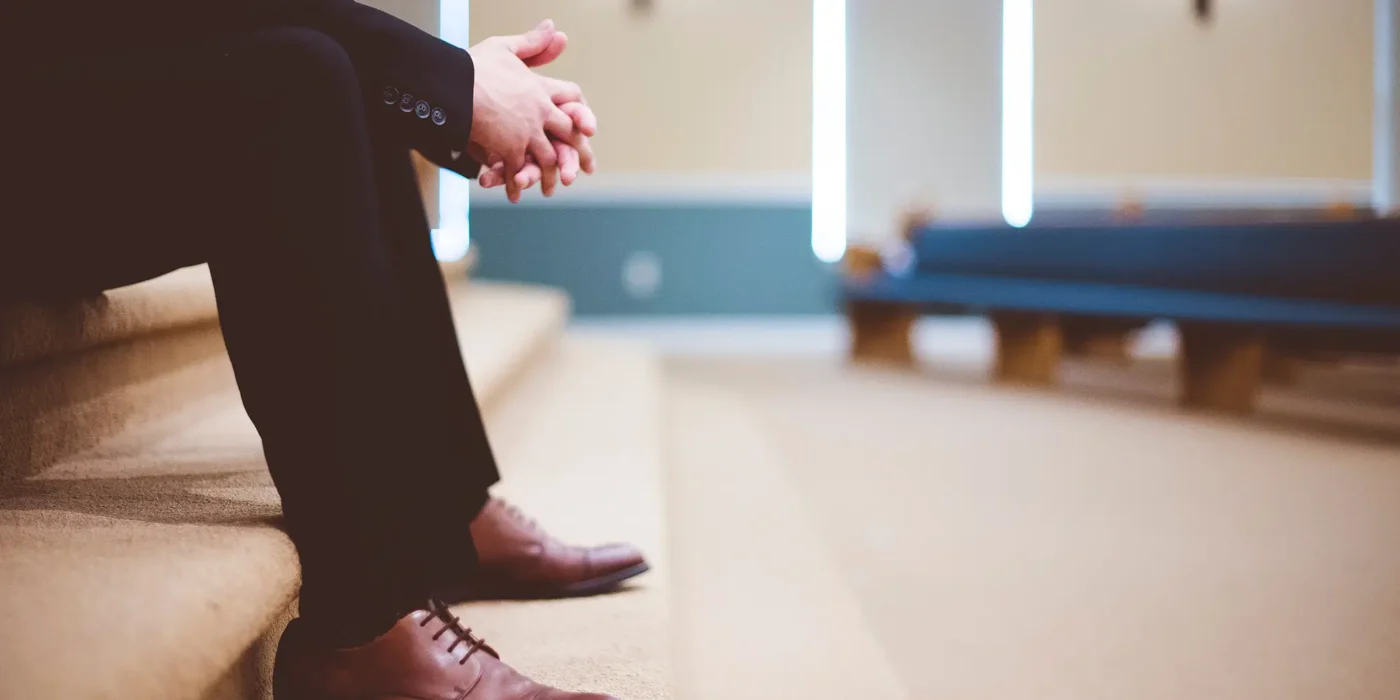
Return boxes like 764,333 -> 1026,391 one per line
469,172 -> 813,207
1036,177 -> 1374,210
470,173 -> 1375,210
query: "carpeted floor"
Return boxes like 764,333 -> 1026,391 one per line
665,378 -> 909,700
465,335 -> 672,700
667,355 -> 1400,700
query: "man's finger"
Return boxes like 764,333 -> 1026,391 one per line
572,134 -> 595,175
543,106 -> 577,145
555,142 -> 581,186
522,30 -> 568,67
559,102 -> 597,137
485,159 -> 547,191
510,161 -> 543,190
500,19 -> 555,57
542,78 -> 585,106
528,134 -> 559,197
477,160 -> 497,187
504,151 -> 527,203
480,161 -> 510,188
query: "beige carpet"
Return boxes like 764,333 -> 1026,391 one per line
0,399 -> 297,700
0,325 -> 234,485
0,281 -> 572,700
0,265 -> 219,369
665,378 -> 908,700
461,335 -> 671,700
668,356 -> 1400,700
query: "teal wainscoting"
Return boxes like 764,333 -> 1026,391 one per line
467,203 -> 839,316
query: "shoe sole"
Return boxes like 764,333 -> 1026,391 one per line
448,561 -> 652,602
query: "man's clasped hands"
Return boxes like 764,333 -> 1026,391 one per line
466,20 -> 597,203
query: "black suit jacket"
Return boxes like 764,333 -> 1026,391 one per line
3,0 -> 480,178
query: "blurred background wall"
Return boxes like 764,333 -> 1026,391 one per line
468,0 -> 824,316
472,0 -> 812,175
433,0 -> 1379,315
367,0 -> 437,36
1036,0 -> 1374,205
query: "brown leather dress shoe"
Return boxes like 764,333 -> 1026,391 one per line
273,602 -> 617,700
451,497 -> 649,601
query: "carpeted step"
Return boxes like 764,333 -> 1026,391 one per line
0,280 -> 570,700
461,334 -> 670,699
0,266 -> 228,484
0,257 -> 479,371
0,265 -> 220,370
450,281 -> 571,403
0,260 -> 506,486
664,377 -> 908,700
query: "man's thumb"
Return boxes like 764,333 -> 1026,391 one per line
504,19 -> 556,57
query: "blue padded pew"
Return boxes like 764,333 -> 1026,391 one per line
841,216 -> 1400,413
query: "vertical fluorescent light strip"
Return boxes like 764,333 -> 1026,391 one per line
1002,0 -> 1034,228
812,0 -> 847,263
1375,0 -> 1396,214
433,0 -> 472,261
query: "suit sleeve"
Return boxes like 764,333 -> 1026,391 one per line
6,0 -> 480,177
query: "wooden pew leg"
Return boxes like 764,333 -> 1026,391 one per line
1065,330 -> 1133,363
1061,317 -> 1139,364
992,312 -> 1062,386
1178,323 -> 1264,413
848,301 -> 917,366
1261,345 -> 1300,386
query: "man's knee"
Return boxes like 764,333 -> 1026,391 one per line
235,27 -> 361,107
227,27 -> 374,181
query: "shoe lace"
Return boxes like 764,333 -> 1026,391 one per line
423,600 -> 489,665
494,498 -> 544,535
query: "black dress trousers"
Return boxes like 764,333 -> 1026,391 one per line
0,25 -> 500,621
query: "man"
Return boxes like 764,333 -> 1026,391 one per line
1,2 -> 643,699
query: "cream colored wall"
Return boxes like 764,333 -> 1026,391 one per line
364,0 -> 436,34
1036,0 -> 1374,184
471,0 -> 812,176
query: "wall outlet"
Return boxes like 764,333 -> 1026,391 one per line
622,251 -> 663,299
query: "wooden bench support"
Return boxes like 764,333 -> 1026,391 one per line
848,301 -> 917,367
1060,317 -> 1141,364
1261,345 -> 1300,386
992,312 -> 1062,386
1064,329 -> 1133,363
1178,323 -> 1264,413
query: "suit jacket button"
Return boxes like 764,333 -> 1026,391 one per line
399,93 -> 415,112
431,107 -> 447,126
415,100 -> 431,118
381,86 -> 399,105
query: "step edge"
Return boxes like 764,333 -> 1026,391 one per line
0,265 -> 221,370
